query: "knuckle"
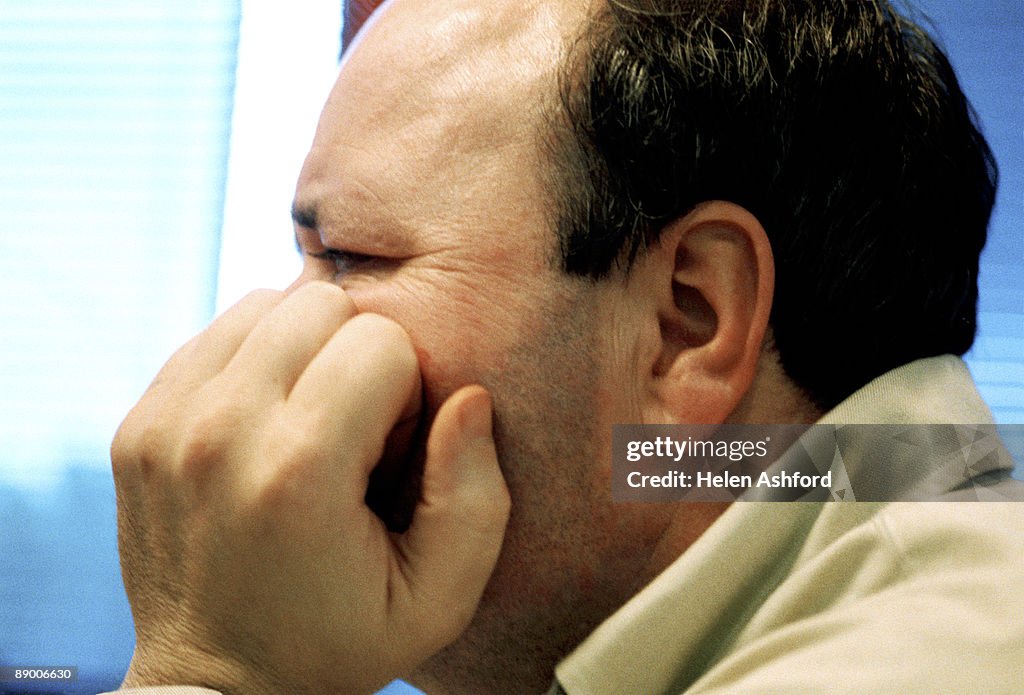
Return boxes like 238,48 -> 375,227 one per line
269,422 -> 322,473
236,287 -> 287,320
302,280 -> 356,313
350,313 -> 418,371
247,463 -> 302,516
245,287 -> 284,304
111,401 -> 172,480
111,382 -> 255,488
248,422 -> 323,509
175,394 -> 248,482
110,417 -> 138,470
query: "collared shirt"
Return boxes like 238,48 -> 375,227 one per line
107,356 -> 1024,694
552,356 -> 1024,694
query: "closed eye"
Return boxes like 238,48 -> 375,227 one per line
309,248 -> 378,275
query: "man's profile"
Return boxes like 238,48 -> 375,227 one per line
106,1 -> 1023,694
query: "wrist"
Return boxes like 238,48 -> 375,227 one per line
123,637 -> 285,695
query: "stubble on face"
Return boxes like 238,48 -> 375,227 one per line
408,282 -> 670,695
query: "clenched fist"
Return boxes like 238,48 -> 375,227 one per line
111,282 -> 510,694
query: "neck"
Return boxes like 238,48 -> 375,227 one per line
408,501 -> 731,694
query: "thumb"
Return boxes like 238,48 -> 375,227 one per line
396,385 -> 510,642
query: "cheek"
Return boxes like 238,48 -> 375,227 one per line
345,280 -> 514,408
406,313 -> 512,412
410,337 -> 464,411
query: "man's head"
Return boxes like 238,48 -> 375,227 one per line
549,0 -> 997,409
300,0 -> 995,690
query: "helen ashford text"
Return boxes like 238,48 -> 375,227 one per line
626,469 -> 833,489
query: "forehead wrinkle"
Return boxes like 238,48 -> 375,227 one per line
351,0 -> 567,143
297,0 -> 590,261
293,180 -> 416,255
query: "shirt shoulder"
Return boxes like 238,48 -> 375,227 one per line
684,503 -> 1024,694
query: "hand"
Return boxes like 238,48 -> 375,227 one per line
111,282 -> 510,694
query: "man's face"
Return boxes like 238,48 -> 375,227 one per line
293,0 -> 677,687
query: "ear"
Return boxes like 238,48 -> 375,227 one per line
641,201 -> 774,424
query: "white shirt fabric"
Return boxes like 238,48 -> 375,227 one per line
106,356 -> 1024,694
553,355 -> 1024,694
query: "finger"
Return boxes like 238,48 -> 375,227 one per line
225,281 -> 358,397
149,289 -> 284,393
395,386 -> 510,643
285,312 -> 423,481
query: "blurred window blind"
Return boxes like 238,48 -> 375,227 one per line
0,2 -> 240,487
0,2 -> 240,690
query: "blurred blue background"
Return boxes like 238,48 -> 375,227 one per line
0,1 -> 1020,693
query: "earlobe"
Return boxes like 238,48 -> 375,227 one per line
647,201 -> 775,424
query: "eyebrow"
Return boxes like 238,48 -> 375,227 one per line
291,202 -> 318,231
290,195 -> 413,256
291,202 -> 318,255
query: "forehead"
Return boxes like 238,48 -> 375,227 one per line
296,0 -> 585,244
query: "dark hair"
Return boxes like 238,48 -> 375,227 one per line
549,0 -> 997,409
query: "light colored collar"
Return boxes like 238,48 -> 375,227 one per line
554,355 -> 1014,695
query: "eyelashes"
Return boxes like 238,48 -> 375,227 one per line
309,248 -> 377,276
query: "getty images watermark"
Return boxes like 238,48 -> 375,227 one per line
612,424 -> 1024,502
